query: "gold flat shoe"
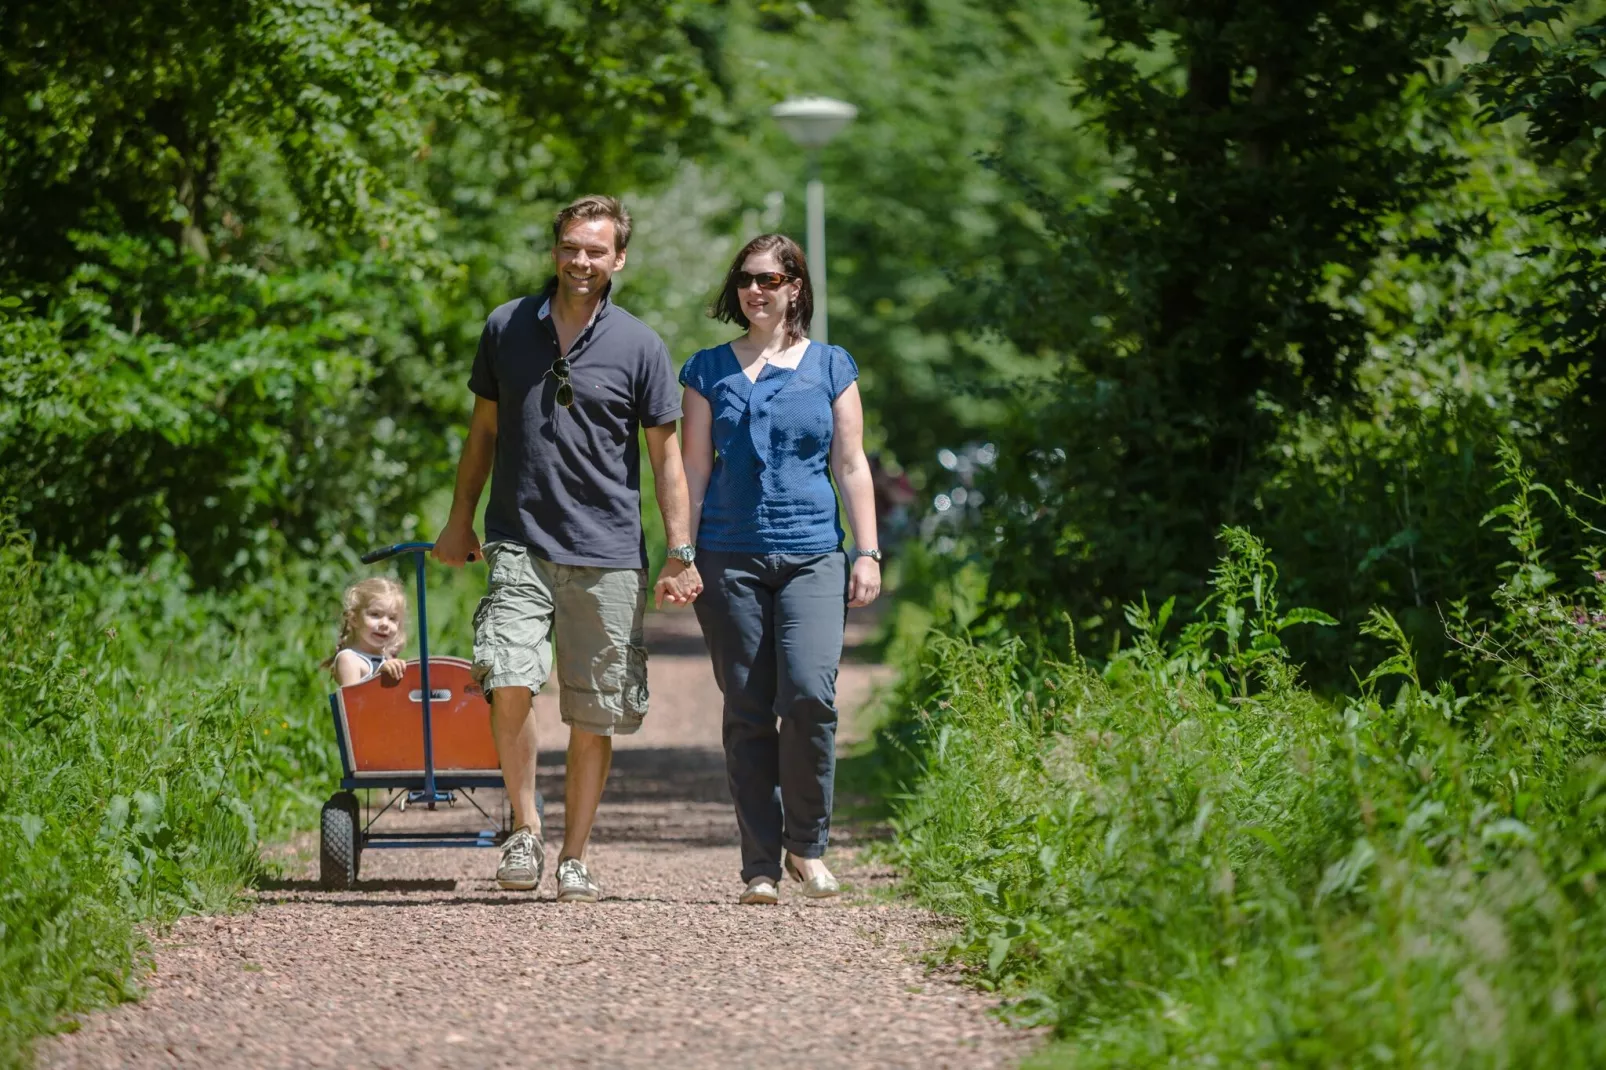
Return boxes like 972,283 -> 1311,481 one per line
784,854 -> 841,899
740,876 -> 779,905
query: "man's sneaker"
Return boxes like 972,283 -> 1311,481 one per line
555,857 -> 601,903
497,826 -> 543,890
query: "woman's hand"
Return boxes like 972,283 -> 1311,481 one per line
380,657 -> 407,682
848,556 -> 881,608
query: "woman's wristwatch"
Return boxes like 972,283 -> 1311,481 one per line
666,544 -> 696,564
851,548 -> 882,562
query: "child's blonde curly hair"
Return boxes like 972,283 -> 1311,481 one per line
321,576 -> 407,669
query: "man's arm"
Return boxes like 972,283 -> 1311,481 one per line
644,422 -> 702,606
433,395 -> 498,566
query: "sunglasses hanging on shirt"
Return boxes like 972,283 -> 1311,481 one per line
550,355 -> 574,408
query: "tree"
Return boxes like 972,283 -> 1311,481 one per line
971,0 -> 1466,644
0,0 -> 724,582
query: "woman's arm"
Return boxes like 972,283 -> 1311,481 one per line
829,382 -> 881,607
680,387 -> 715,547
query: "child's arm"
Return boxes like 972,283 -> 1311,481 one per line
379,658 -> 406,682
332,650 -> 372,687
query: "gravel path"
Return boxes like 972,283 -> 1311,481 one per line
43,608 -> 1037,1069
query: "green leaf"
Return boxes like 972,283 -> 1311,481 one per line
1279,607 -> 1339,629
987,933 -> 1013,974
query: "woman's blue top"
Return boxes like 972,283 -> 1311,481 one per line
679,340 -> 859,553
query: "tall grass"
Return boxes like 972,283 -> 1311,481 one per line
0,516 -> 489,1066
882,448 -> 1606,1067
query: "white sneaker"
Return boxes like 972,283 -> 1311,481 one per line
555,857 -> 601,903
739,876 -> 779,905
496,826 -> 543,891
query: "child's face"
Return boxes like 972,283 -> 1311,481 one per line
355,598 -> 403,655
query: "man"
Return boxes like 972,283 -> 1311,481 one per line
434,194 -> 703,901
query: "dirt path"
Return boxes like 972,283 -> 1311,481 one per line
42,608 -> 1035,1069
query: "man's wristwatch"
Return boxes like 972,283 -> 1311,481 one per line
851,548 -> 883,563
666,544 -> 696,565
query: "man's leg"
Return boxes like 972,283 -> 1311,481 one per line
561,727 -> 611,861
490,685 -> 542,836
549,562 -> 648,885
471,541 -> 555,889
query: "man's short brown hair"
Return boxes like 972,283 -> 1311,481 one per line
552,195 -> 632,252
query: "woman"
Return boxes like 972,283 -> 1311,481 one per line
679,233 -> 881,905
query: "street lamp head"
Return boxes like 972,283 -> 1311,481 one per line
770,97 -> 858,150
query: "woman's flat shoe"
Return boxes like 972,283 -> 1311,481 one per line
740,876 -> 779,905
784,854 -> 841,899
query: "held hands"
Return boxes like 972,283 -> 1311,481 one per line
432,521 -> 481,567
379,658 -> 407,682
654,559 -> 704,608
849,556 -> 882,608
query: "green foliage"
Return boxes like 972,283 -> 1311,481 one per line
1466,1 -> 1606,410
0,525 -> 271,1062
967,0 -> 1473,651
0,0 -> 727,584
0,504 -> 498,1062
714,0 -> 1102,468
881,510 -> 1606,1067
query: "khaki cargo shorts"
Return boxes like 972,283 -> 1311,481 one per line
471,541 -> 649,736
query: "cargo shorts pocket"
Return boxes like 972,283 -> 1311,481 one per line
471,542 -> 553,693
623,642 -> 649,721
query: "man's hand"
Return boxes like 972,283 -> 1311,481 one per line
379,657 -> 407,682
433,520 -> 481,567
848,556 -> 881,608
654,559 -> 703,608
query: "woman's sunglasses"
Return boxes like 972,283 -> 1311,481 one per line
550,356 -> 574,408
734,270 -> 795,291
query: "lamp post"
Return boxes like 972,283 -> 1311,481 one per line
770,96 -> 857,344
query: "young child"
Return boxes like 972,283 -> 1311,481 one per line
325,577 -> 409,687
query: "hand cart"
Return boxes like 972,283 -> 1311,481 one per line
318,541 -> 541,889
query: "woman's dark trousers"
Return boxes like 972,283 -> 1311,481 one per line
694,550 -> 847,882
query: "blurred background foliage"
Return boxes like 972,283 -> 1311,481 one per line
12,0 -> 1606,1063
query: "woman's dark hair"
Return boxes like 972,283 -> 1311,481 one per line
709,234 -> 813,344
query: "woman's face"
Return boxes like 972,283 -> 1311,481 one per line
736,250 -> 799,332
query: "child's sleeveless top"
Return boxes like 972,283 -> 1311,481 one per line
340,648 -> 387,678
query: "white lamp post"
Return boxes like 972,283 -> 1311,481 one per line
770,96 -> 857,344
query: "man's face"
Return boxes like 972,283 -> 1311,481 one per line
553,218 -> 625,301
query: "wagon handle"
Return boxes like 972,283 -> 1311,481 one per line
354,539 -> 476,808
361,541 -> 432,564
360,541 -> 479,565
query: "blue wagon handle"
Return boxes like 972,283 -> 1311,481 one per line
356,540 -> 478,807
359,540 -> 479,565
319,539 -> 532,889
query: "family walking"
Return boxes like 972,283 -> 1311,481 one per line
425,194 -> 881,905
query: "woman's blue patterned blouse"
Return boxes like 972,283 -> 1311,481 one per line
679,340 -> 859,553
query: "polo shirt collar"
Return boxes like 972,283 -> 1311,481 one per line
538,276 -> 613,327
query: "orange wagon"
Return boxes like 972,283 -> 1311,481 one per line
319,542 -> 540,889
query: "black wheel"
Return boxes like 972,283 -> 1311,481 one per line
319,791 -> 361,890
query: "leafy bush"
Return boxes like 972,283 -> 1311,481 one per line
0,514 -> 494,1064
882,489 -> 1606,1066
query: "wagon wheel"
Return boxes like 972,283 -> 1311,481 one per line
319,791 -> 362,890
